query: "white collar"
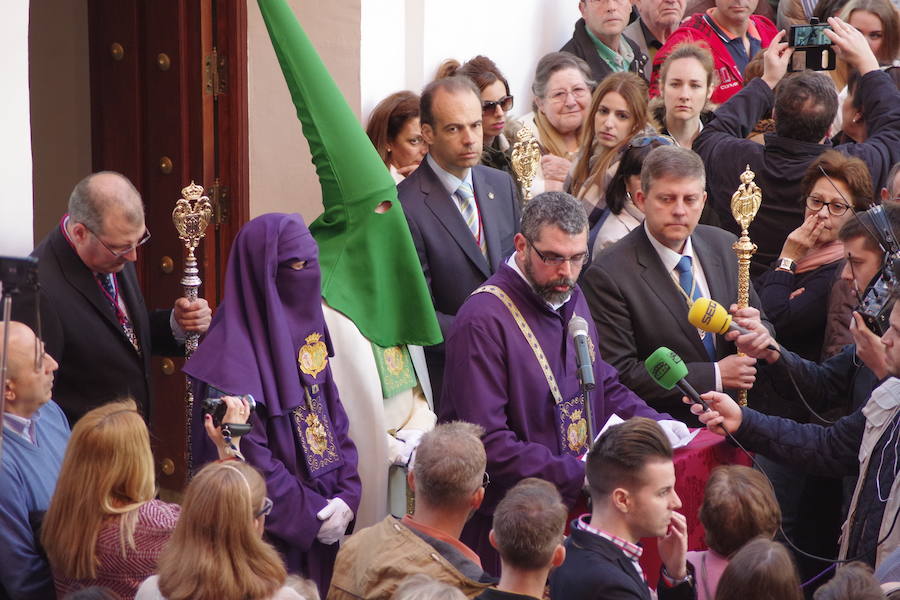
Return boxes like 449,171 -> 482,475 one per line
643,221 -> 697,273
426,154 -> 473,196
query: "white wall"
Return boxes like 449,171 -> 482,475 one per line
360,0 -> 582,121
0,0 -> 33,255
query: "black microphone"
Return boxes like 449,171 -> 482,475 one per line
568,316 -> 596,390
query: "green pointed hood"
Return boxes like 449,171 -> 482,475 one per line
256,0 -> 441,347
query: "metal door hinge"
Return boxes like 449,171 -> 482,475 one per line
208,178 -> 230,225
204,48 -> 227,98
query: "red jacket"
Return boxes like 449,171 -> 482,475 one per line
650,13 -> 778,104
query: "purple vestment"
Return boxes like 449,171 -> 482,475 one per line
440,263 -> 668,574
184,214 -> 360,593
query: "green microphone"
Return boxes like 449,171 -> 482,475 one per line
644,347 -> 710,412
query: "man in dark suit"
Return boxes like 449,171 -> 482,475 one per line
550,417 -> 695,600
583,146 -> 766,422
12,172 -> 211,423
398,76 -> 520,406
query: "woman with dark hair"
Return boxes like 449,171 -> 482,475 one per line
508,51 -> 595,197
714,538 -> 803,600
366,91 -> 426,183
136,461 -> 303,600
591,134 -> 675,254
438,56 -> 515,175
757,150 -> 873,361
842,0 -> 900,67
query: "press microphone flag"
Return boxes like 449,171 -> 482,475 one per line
568,316 -> 596,390
644,347 -> 710,412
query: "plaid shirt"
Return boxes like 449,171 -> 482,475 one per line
574,514 -> 646,584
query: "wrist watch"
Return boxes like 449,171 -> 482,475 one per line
776,257 -> 797,273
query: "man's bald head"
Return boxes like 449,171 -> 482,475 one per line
68,171 -> 144,235
1,321 -> 58,418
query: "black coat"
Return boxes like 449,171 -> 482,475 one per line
12,225 -> 180,423
550,524 -> 695,600
561,18 -> 649,84
693,71 -> 900,279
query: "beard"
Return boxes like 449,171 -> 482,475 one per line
524,254 -> 576,305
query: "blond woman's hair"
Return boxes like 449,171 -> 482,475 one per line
41,399 -> 156,579
156,461 -> 287,600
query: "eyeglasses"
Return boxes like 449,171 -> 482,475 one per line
482,472 -> 490,489
483,95 -> 514,114
806,195 -> 851,216
528,239 -> 589,266
628,134 -> 676,149
546,86 -> 591,105
85,225 -> 152,258
255,497 -> 273,518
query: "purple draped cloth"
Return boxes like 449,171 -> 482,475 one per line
184,213 -> 360,592
440,262 -> 668,574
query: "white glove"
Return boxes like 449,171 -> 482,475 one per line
657,419 -> 691,444
393,429 -> 425,466
316,497 -> 353,545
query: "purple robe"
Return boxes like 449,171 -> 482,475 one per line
184,214 -> 360,593
440,262 -> 668,573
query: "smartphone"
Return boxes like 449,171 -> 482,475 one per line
789,23 -> 833,47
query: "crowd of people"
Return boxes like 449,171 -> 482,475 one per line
3,0 -> 900,598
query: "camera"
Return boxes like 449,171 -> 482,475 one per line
0,256 -> 38,294
202,385 -> 256,427
788,18 -> 836,72
789,20 -> 833,47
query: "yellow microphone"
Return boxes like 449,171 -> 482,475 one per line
687,298 -> 736,335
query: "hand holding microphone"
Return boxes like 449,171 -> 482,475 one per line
688,298 -> 781,364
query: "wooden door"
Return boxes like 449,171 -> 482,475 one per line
87,0 -> 248,492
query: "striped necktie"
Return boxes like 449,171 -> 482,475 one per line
675,256 -> 716,361
456,181 -> 486,257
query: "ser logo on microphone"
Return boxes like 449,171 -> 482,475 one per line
701,301 -> 718,325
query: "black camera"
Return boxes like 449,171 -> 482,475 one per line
0,256 -> 38,294
202,386 -> 256,427
788,18 -> 836,72
856,205 -> 900,335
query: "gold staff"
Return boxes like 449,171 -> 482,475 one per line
510,127 -> 542,202
172,181 -> 213,471
730,166 -> 762,406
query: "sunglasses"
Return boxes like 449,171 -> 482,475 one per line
482,95 -> 514,113
628,134 -> 676,149
255,497 -> 274,518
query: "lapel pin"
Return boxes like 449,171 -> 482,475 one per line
488,192 -> 495,200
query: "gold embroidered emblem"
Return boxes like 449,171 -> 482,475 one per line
305,413 -> 328,456
298,332 -> 328,378
383,346 -> 405,375
566,409 -> 588,452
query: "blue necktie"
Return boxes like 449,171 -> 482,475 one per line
675,256 -> 716,361
97,273 -> 140,353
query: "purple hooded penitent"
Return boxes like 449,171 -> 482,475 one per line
184,213 -> 360,592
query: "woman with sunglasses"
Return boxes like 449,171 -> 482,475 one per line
41,398 -> 247,599
592,134 -> 675,255
569,72 -> 650,231
651,43 -> 717,149
757,151 -> 872,362
136,461 -> 305,600
436,56 -> 516,177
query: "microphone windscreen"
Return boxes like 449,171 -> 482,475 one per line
688,298 -> 732,335
644,347 -> 689,390
568,315 -> 590,338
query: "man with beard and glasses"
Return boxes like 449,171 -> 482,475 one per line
441,191 -> 689,575
583,145 -> 773,423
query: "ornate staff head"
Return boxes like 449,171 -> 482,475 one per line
511,127 -> 543,202
172,181 -> 213,260
730,165 -> 762,235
